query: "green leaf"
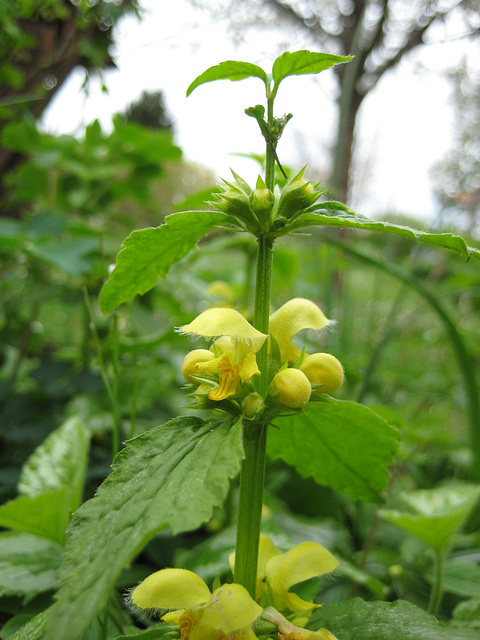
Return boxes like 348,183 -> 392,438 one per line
267,400 -> 399,502
6,609 -> 50,640
115,624 -> 180,639
26,237 -> 99,275
99,210 -> 227,314
426,559 -> 480,598
44,416 -> 244,640
289,206 -> 480,262
19,417 -> 90,513
379,485 -> 480,550
0,488 -> 70,545
186,61 -> 268,96
309,598 -> 479,640
272,50 -> 353,96
452,598 -> 480,628
0,531 -> 62,598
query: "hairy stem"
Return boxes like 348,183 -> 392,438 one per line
234,100 -> 276,595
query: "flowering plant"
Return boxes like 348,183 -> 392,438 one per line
34,49 -> 480,640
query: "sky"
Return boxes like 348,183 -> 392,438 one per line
42,0 -> 476,221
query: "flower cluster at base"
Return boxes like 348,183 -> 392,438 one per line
179,298 -> 344,418
130,535 -> 340,640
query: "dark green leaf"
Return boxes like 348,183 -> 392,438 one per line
26,237 -> 99,275
267,400 -> 399,502
272,50 -> 353,95
0,219 -> 27,247
309,598 -> 479,639
99,210 -> 227,314
0,531 -> 62,598
289,206 -> 480,262
44,417 -> 244,640
19,417 -> 90,513
379,485 -> 480,549
426,559 -> 480,598
0,489 -> 70,545
115,624 -> 180,639
6,609 -> 49,640
186,61 -> 268,96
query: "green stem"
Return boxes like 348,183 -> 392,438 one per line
234,237 -> 274,596
234,420 -> 268,595
428,548 -> 446,615
253,235 -> 274,395
265,97 -> 275,192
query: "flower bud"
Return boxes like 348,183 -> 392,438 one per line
274,170 -> 323,221
273,368 -> 311,409
300,353 -> 344,393
215,177 -> 258,231
242,392 -> 265,420
249,176 -> 275,224
182,349 -> 215,383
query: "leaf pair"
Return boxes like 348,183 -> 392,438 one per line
186,50 -> 353,100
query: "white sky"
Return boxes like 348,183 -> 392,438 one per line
42,0 -> 476,221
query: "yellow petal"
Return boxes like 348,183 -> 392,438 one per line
130,568 -> 211,611
182,349 -> 216,383
238,354 -> 261,382
257,534 -> 282,582
273,368 -> 311,409
300,353 -> 343,394
230,534 -> 282,599
200,584 -> 263,634
269,299 -> 330,363
207,353 -> 240,400
162,609 -> 184,624
262,607 -> 339,640
179,308 -> 268,352
266,542 -> 339,613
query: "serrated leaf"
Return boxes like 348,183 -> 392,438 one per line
379,485 -> 480,550
0,488 -> 70,545
309,598 -> 479,640
44,416 -> 244,640
186,61 -> 268,96
267,400 -> 399,502
19,417 -> 90,513
99,210 -> 227,314
7,609 -> 50,640
272,50 -> 353,95
289,206 -> 480,262
0,531 -> 62,598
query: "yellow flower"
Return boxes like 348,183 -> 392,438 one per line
273,368 -> 311,409
182,349 -> 215,383
230,535 -> 339,615
299,353 -> 344,394
131,568 -> 262,640
269,299 -> 330,364
263,607 -> 339,640
178,308 -> 268,401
